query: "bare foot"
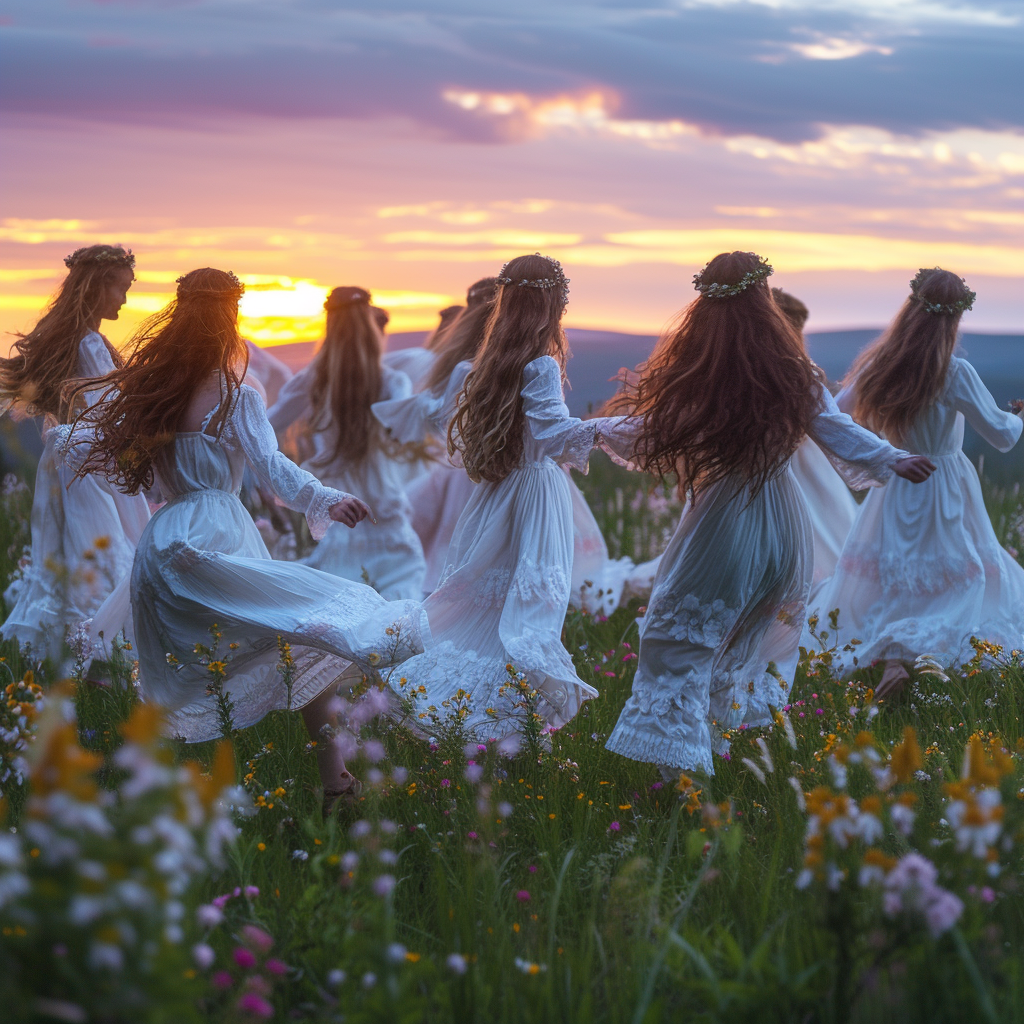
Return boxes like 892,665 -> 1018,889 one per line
322,770 -> 363,817
875,660 -> 910,701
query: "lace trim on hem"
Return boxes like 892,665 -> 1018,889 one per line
605,724 -> 716,775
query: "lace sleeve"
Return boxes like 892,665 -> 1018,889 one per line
591,416 -> 640,468
947,358 -> 1022,453
227,385 -> 351,540
265,365 -> 314,434
521,357 -> 608,473
806,386 -> 908,490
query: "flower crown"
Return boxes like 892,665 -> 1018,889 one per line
910,268 -> 975,316
175,270 -> 245,298
693,253 -> 773,298
64,246 -> 136,270
324,287 -> 371,310
496,254 -> 570,311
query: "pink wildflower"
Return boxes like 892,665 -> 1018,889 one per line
516,890 -> 531,903
212,970 -> 233,990
609,821 -> 621,832
234,947 -> 257,969
241,925 -> 273,952
237,993 -> 274,1018
265,958 -> 287,976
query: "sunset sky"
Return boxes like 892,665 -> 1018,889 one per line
1,0 -> 1022,352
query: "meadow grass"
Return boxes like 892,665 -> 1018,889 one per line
3,467 -> 1024,1023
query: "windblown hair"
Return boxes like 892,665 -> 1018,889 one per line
309,287 -> 384,464
627,251 -> 825,499
0,245 -> 132,421
449,256 -> 568,484
846,268 -> 971,445
68,268 -> 248,494
771,287 -> 809,333
425,277 -> 498,394
425,305 -> 465,353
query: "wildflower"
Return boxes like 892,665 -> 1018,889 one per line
608,821 -> 621,832
265,958 -> 287,976
440,778 -> 451,788
465,763 -> 484,783
373,874 -> 396,897
447,953 -> 468,975
327,969 -> 347,987
291,849 -> 309,862
196,904 -> 224,928
234,947 -> 257,969
212,970 -> 234,989
362,972 -> 377,989
741,757 -> 766,785
891,727 -> 923,783
514,958 -> 547,975
241,925 -> 273,952
386,942 -> 407,963
193,943 -> 216,970
516,889 -> 531,903
363,739 -> 385,763
236,993 -> 274,1018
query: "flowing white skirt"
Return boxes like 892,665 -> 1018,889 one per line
813,451 -> 1024,665
607,470 -> 810,774
2,430 -> 150,657
389,459 -> 597,738
128,489 -> 429,742
407,462 -> 476,594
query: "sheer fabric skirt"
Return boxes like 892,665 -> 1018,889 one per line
390,460 -> 597,738
130,489 -> 429,741
607,470 -> 810,774
813,452 -> 1024,665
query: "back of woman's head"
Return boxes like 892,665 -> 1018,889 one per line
629,251 -> 823,498
69,267 -> 247,493
310,286 -> 383,463
450,256 -> 568,483
426,277 -> 498,394
0,244 -> 135,420
425,304 -> 465,353
771,288 -> 809,333
849,267 -> 974,444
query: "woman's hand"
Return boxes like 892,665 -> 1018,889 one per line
1008,398 -> 1024,415
892,455 -> 936,483
328,496 -> 375,528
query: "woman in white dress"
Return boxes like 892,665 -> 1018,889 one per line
1,245 -> 150,658
603,252 -> 935,775
375,255 -> 625,737
68,269 -> 429,800
813,268 -> 1024,696
267,287 -> 426,600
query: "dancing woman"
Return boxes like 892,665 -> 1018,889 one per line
66,269 -> 429,799
376,254 -> 626,735
814,268 -> 1024,695
0,245 -> 150,656
604,252 -> 934,774
267,287 -> 426,600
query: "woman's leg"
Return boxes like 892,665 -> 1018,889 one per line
300,684 -> 359,795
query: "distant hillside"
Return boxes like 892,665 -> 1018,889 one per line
4,330 -> 1021,485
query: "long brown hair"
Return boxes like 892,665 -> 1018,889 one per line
425,277 -> 497,394
68,268 -> 248,494
848,268 -> 973,445
627,251 -> 824,499
424,305 -> 464,353
308,287 -> 383,464
0,245 -> 134,422
449,255 -> 568,484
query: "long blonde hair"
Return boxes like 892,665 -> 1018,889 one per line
848,268 -> 974,444
309,287 -> 384,464
0,245 -> 134,421
449,255 -> 568,483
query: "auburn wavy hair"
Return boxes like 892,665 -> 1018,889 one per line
425,305 -> 465,353
847,268 -> 971,445
308,287 -> 384,464
425,277 -> 497,394
0,245 -> 133,421
627,251 -> 824,499
68,268 -> 248,494
449,255 -> 568,483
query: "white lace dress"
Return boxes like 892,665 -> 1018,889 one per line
813,357 -> 1024,666
2,332 -> 151,656
80,384 -> 429,742
375,355 -> 624,736
376,362 -> 635,610
267,365 -> 426,600
605,386 -> 908,774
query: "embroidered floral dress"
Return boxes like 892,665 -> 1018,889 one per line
267,364 -> 426,600
374,355 -> 625,735
2,332 -> 151,656
79,383 -> 428,742
605,386 -> 908,774
813,356 -> 1024,666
